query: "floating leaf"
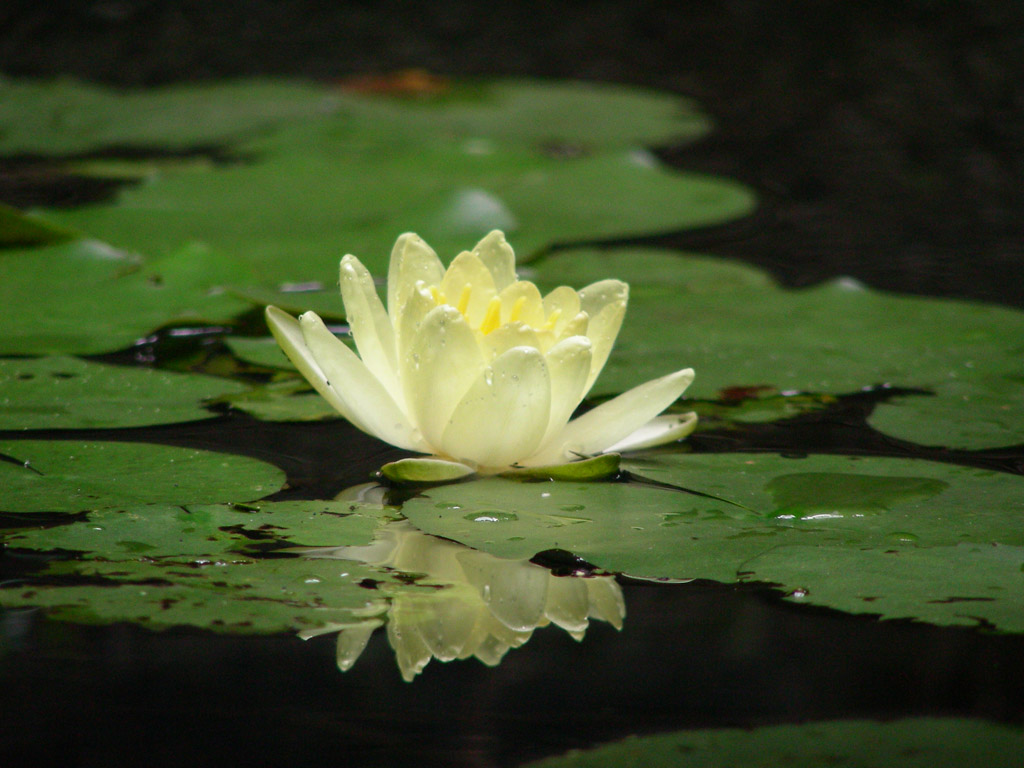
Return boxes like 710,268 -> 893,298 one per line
525,718 -> 1024,768
0,239 -> 252,355
0,501 -> 397,632
0,201 -> 78,245
0,356 -> 246,430
0,440 -> 285,512
49,143 -> 754,287
403,453 -> 1024,631
535,247 -> 1024,450
217,379 -> 339,422
0,77 -> 339,155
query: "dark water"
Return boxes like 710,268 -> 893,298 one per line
4,578 -> 1024,767
3,2 -> 1024,765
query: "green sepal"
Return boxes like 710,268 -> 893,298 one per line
379,457 -> 477,484
499,453 -> 621,481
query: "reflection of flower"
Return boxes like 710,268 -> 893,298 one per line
300,519 -> 625,681
266,231 -> 695,475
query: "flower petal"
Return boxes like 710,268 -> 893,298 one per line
439,251 -> 497,326
472,229 -> 516,292
440,346 -> 551,468
577,279 -> 628,391
538,335 -> 592,448
339,255 -> 401,405
396,282 -> 436,363
605,411 -> 699,453
555,311 -> 590,343
265,305 -> 356,424
404,305 -> 486,450
482,321 -> 542,360
542,285 -> 581,335
530,367 -> 694,464
299,311 -> 426,451
498,280 -> 546,327
387,232 -> 445,320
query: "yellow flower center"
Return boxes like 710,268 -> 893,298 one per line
428,282 -> 561,340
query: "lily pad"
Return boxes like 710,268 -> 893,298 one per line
218,379 -> 340,422
49,142 -> 755,287
0,201 -> 78,245
0,238 -> 252,355
0,77 -> 339,155
324,77 -> 713,150
0,356 -> 247,429
536,247 -> 1024,450
525,718 -> 1024,768
0,555 -> 390,633
0,440 -> 285,512
0,501 -> 399,632
403,453 -> 1024,631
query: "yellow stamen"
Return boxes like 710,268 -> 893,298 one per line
429,286 -> 445,306
509,296 -> 526,323
479,296 -> 502,335
456,284 -> 472,316
543,308 -> 561,331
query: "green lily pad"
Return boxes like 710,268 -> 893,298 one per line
0,238 -> 252,355
323,77 -> 713,151
226,285 -> 349,320
4,500 -> 388,557
0,555 -> 390,633
0,440 -> 285,512
0,356 -> 247,429
536,247 -> 1024,450
0,500 -> 412,633
525,718 -> 1024,768
0,201 -> 78,245
218,379 -> 340,422
868,372 -> 1024,451
48,143 -> 754,287
403,453 -> 1024,631
0,77 -> 339,155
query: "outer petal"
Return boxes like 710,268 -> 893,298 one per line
440,346 -> 551,468
299,311 -> 426,451
339,255 -> 401,405
538,335 -> 593,449
605,411 -> 699,453
387,232 -> 445,321
578,279 -> 628,391
527,367 -> 694,465
404,305 -> 486,450
472,230 -> 517,292
265,305 -> 357,424
396,282 -> 437,364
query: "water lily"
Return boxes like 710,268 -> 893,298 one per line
266,231 -> 695,478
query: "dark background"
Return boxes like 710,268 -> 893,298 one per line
2,3 -> 1023,767
1,0 -> 1023,307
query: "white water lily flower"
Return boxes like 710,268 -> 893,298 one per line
266,230 -> 696,475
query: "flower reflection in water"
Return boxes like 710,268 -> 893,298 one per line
298,511 -> 624,681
